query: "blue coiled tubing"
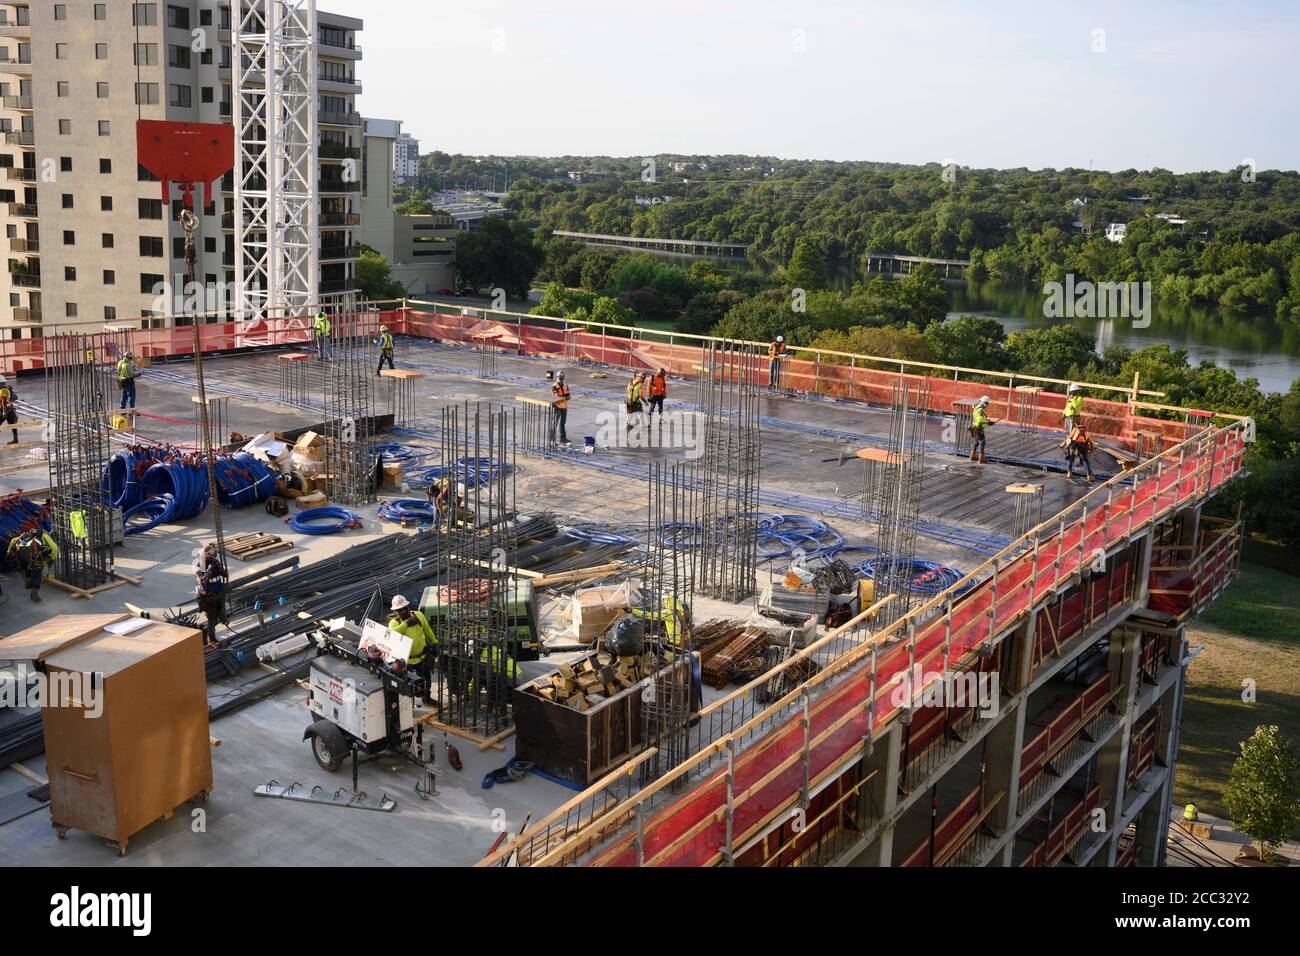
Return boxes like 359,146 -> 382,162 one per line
858,556 -> 967,596
0,494 -> 51,570
290,505 -> 361,535
103,446 -> 173,511
212,453 -> 277,508
377,499 -> 437,524
407,456 -> 511,491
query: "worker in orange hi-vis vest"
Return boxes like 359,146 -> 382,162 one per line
768,336 -> 787,386
550,371 -> 571,446
647,368 -> 668,417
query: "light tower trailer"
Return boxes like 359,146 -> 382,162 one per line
302,621 -> 435,796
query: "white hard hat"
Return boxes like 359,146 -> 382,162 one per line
379,324 -> 389,332
776,335 -> 784,342
391,594 -> 410,611
978,395 -> 990,405
1067,383 -> 1080,393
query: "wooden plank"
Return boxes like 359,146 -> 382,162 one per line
415,715 -> 510,751
855,447 -> 902,465
514,395 -> 552,408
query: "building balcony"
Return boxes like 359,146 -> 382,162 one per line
7,202 -> 36,217
319,212 -> 361,227
318,110 -> 361,128
319,243 -> 356,262
0,56 -> 31,74
318,37 -> 362,58
12,305 -> 40,323
9,237 -> 37,253
222,212 -> 234,229
319,143 -> 361,161
5,166 -> 35,181
1,94 -> 32,110
319,179 -> 360,194
10,271 -> 40,288
3,130 -> 34,146
222,251 -> 235,266
318,277 -> 355,293
0,18 -> 31,38
319,76 -> 362,94
220,101 -> 231,117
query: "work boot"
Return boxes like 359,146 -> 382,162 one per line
6,436 -> 16,445
968,450 -> 977,461
29,589 -> 40,603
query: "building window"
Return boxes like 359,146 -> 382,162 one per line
97,82 -> 109,98
168,84 -> 192,108
98,120 -> 111,136
55,43 -> 68,60
200,49 -> 212,66
166,5 -> 190,30
100,158 -> 112,174
140,273 -> 163,294
95,43 -> 108,60
103,270 -> 115,286
94,4 -> 107,21
169,45 -> 191,69
63,230 -> 75,245
102,233 -> 114,248
58,119 -> 71,135
133,44 -> 158,66
201,86 -> 213,104
138,164 -> 160,183
101,196 -> 112,211
66,303 -> 78,319
60,157 -> 72,172
133,4 -> 158,27
141,236 -> 164,258
61,193 -> 73,209
138,198 -> 162,220
57,81 -> 69,97
54,5 -> 67,21
135,82 -> 159,105
172,237 -> 185,259
65,266 -> 76,281
204,237 -> 216,253
105,306 -> 117,321
200,9 -> 212,26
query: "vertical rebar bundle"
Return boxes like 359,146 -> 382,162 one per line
517,401 -> 555,458
430,402 -> 518,737
693,342 -> 761,602
1008,483 -> 1046,541
322,310 -> 377,506
475,333 -> 498,379
865,378 -> 930,627
951,399 -> 974,456
278,354 -> 312,408
640,460 -> 698,784
44,333 -> 115,589
1015,386 -> 1042,432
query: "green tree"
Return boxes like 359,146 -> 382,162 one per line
395,197 -> 434,216
786,234 -> 829,291
924,315 -> 1011,370
1223,725 -> 1300,862
455,217 -> 542,299
897,265 -> 949,328
1006,325 -> 1099,378
355,243 -> 405,302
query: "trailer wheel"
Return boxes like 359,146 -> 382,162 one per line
304,719 -> 347,772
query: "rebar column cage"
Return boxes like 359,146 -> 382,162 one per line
233,0 -> 319,321
321,311 -> 377,505
430,402 -> 519,737
277,351 -> 313,408
197,396 -> 230,450
43,332 -> 116,589
640,460 -> 699,784
382,371 -> 418,427
693,341 -> 762,602
1015,386 -> 1042,433
863,378 -> 931,627
1008,483 -> 1046,542
951,398 -> 975,456
474,331 -> 500,379
518,401 -> 555,458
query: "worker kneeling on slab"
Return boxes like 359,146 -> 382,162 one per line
7,527 -> 59,602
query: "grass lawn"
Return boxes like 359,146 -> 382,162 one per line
1175,561 -> 1300,828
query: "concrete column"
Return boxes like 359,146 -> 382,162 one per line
846,721 -> 902,867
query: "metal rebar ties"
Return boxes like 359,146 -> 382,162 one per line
518,401 -> 556,458
279,355 -> 311,408
323,311 -> 377,506
693,341 -> 762,602
43,332 -> 115,588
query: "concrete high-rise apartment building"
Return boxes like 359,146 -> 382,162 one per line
392,128 -> 416,187
0,1 -> 363,339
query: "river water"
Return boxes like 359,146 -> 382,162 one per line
946,283 -> 1300,394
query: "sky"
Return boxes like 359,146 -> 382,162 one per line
337,0 -> 1300,173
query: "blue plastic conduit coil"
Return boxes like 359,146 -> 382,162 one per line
140,458 -> 210,521
377,499 -> 437,524
857,556 -> 967,596
290,505 -> 361,535
213,453 -> 277,508
102,446 -> 173,511
0,495 -> 51,571
122,495 -> 175,535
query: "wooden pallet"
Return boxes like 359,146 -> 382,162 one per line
225,531 -> 293,561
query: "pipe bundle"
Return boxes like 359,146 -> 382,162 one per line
103,445 -> 173,511
213,453 -> 277,508
0,493 -> 50,571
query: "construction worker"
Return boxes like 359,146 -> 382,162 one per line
116,352 -> 141,409
550,371 -> 571,446
472,640 -> 519,708
1063,383 -> 1083,435
629,595 -> 692,649
313,308 -> 331,360
387,594 -> 435,673
625,371 -> 646,431
647,367 -> 668,416
969,395 -> 995,463
7,528 -> 59,603
195,543 -> 229,642
375,324 -> 395,375
768,335 -> 787,387
427,476 -> 468,524
1062,420 -> 1096,483
0,373 -> 19,445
